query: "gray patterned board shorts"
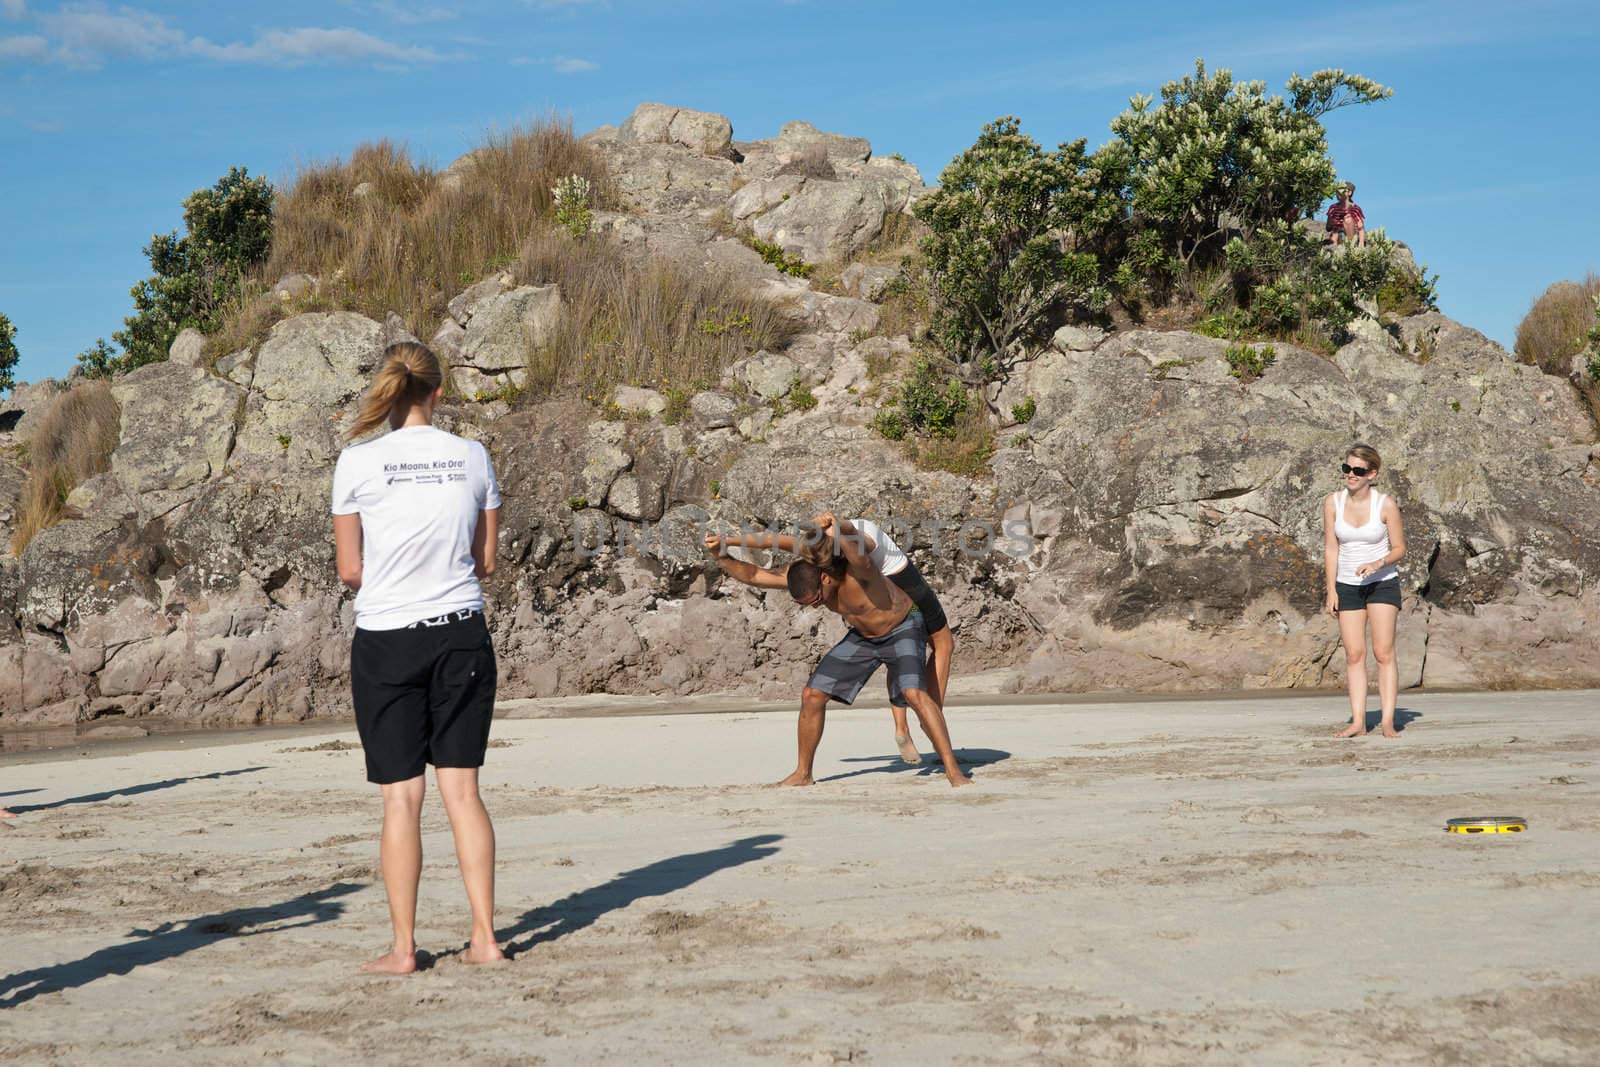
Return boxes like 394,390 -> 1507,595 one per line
806,612 -> 928,707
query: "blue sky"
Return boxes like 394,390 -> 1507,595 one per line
2,0 -> 1597,387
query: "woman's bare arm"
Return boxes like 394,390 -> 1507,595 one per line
720,530 -> 800,553
472,507 -> 499,579
334,513 -> 364,591
1322,494 -> 1339,613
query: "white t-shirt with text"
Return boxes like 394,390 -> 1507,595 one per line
331,425 -> 501,630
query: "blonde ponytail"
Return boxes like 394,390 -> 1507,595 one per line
347,342 -> 444,439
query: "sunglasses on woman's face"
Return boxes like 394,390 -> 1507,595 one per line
1341,463 -> 1373,477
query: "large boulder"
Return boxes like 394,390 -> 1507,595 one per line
231,312 -> 385,472
1,377 -> 67,442
618,103 -> 734,157
455,285 -> 561,396
109,359 -> 244,517
774,121 -> 871,166
746,175 -> 918,264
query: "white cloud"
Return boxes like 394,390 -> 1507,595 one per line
13,3 -> 443,68
42,3 -> 188,66
192,27 -> 442,65
342,1 -> 457,25
552,54 -> 595,73
0,32 -> 45,59
1,0 -> 27,21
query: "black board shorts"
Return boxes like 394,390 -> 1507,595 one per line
350,610 -> 497,784
1335,577 -> 1402,612
889,560 -> 949,635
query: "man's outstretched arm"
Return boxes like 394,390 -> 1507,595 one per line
704,534 -> 789,589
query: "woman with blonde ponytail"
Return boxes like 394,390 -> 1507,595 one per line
331,341 -> 506,973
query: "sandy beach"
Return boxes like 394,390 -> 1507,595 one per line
3,688 -> 1598,1065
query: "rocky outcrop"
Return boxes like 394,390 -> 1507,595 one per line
3,103 -> 1598,733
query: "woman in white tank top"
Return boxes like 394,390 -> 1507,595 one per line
1322,443 -> 1407,738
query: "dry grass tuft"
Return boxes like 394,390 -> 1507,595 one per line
1516,273 -> 1600,377
905,408 -> 996,478
777,141 -> 837,181
10,382 -> 121,554
209,115 -> 614,359
514,227 -> 802,399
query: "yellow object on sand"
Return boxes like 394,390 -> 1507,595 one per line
1445,817 -> 1527,834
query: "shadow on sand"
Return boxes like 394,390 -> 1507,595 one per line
0,882 -> 363,1009
1375,708 -> 1423,732
0,788 -> 43,800
5,767 -> 268,814
818,747 -> 1012,784
499,834 -> 783,958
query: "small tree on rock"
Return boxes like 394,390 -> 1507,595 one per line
1101,60 -> 1392,278
88,166 -> 274,376
914,117 -> 1119,365
0,312 -> 18,395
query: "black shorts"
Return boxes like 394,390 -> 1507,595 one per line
1335,577 -> 1401,612
806,613 -> 928,707
890,561 -> 949,635
350,610 -> 497,784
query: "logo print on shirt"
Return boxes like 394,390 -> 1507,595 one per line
383,458 -> 467,489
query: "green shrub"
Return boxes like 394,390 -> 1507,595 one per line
750,238 -> 814,278
1587,296 -> 1600,382
1225,342 -> 1276,382
789,379 -> 818,411
662,387 -> 691,425
914,116 -> 1116,364
87,167 -> 275,376
1376,261 -> 1440,318
552,173 -> 594,238
871,356 -> 971,440
567,495 -> 589,511
699,308 -> 753,335
1101,62 -> 1390,279
1213,226 -> 1417,348
0,311 -> 17,394
1515,274 -> 1600,377
1010,395 -> 1036,424
76,339 -> 119,380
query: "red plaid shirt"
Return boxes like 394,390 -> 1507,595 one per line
1327,201 -> 1364,228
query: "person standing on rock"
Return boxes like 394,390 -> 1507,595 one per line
332,341 -> 506,973
1323,443 -> 1407,737
704,513 -> 972,787
715,517 -> 955,765
1326,182 -> 1367,248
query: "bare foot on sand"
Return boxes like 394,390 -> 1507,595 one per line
895,734 -> 922,765
1335,723 -> 1366,738
360,948 -> 417,975
0,808 -> 15,819
947,771 -> 974,787
463,940 -> 506,965
775,770 -> 814,787
1380,723 -> 1400,738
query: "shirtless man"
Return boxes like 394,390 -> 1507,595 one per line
705,512 -> 972,788
718,517 -> 954,765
